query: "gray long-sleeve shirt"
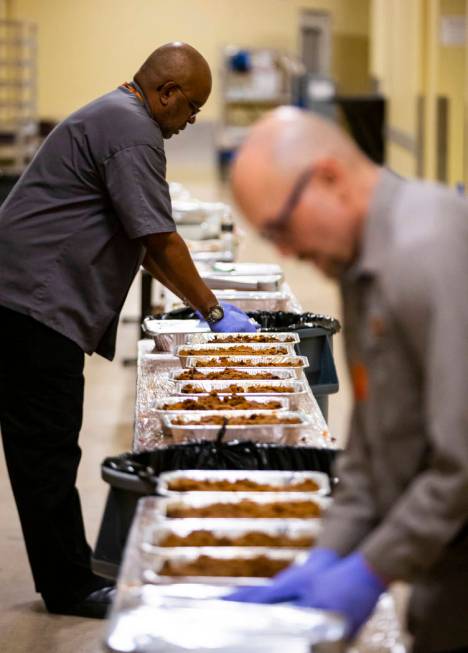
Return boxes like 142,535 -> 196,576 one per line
0,83 -> 175,360
318,169 -> 468,582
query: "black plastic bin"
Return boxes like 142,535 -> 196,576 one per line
151,309 -> 341,421
92,444 -> 340,580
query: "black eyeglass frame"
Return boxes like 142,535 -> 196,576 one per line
177,86 -> 201,118
260,166 -> 314,242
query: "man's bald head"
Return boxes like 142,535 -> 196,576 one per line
232,107 -> 363,219
135,42 -> 212,138
231,107 -> 380,278
136,42 -> 212,104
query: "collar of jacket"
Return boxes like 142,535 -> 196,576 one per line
344,167 -> 406,284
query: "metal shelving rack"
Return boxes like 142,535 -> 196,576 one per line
0,20 -> 38,174
217,46 -> 302,177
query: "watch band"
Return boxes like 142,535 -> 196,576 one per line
205,304 -> 224,324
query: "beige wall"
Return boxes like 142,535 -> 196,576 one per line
370,0 -> 467,185
370,0 -> 425,178
9,0 -> 370,121
438,0 -> 466,185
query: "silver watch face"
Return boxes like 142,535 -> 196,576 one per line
207,305 -> 224,323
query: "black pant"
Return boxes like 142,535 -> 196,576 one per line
0,306 -> 106,609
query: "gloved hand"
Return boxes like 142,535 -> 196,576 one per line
225,547 -> 341,604
296,552 -> 387,638
196,303 -> 258,333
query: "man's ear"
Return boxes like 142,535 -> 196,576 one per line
313,157 -> 345,186
158,81 -> 178,107
313,157 -> 350,203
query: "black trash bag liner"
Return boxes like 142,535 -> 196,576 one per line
152,308 -> 341,336
246,311 -> 340,335
103,442 -> 340,485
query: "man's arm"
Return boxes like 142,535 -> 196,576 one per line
317,405 -> 380,555
142,250 -> 187,303
142,231 -> 218,316
360,239 -> 468,581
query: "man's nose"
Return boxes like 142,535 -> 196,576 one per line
188,115 -> 196,125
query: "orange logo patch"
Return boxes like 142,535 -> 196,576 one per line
351,361 -> 368,402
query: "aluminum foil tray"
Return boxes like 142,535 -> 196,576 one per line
141,545 -> 308,584
214,289 -> 290,312
202,274 -> 284,292
146,517 -> 323,548
190,250 -> 234,263
152,395 -> 290,414
171,367 -> 298,382
172,199 -> 228,224
178,342 -> 296,365
153,492 -> 330,520
174,379 -> 307,410
157,470 -> 330,496
142,317 -> 208,353
178,222 -> 220,241
184,356 -> 309,379
186,332 -> 299,345
210,261 -> 284,276
161,410 -> 314,445
105,584 -> 347,653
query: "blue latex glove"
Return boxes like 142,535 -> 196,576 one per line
225,547 -> 340,604
296,552 -> 387,638
196,302 -> 258,333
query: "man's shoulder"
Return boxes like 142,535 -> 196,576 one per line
65,88 -> 164,153
395,179 -> 468,237
383,181 -> 468,302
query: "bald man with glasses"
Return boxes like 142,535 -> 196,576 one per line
0,42 -> 254,620
227,107 -> 468,653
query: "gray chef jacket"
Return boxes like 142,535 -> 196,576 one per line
318,170 -> 468,652
0,83 -> 175,360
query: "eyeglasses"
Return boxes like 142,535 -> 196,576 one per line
260,166 -> 314,242
177,86 -> 201,118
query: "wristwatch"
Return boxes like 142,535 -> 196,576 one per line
205,304 -> 224,324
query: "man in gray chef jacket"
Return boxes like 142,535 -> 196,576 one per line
226,107 -> 468,653
0,42 -> 254,618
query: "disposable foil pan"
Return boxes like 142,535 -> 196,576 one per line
140,546 -> 308,585
173,379 -> 308,410
146,517 -> 323,548
178,342 -> 296,366
184,356 -> 309,379
142,317 -> 208,353
105,585 -> 347,653
186,331 -> 299,345
161,410 -> 314,444
177,222 -> 219,241
152,395 -> 290,414
214,290 -> 290,312
157,470 -> 330,496
153,492 -> 330,520
170,367 -> 298,382
202,274 -> 284,292
210,261 -> 284,276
